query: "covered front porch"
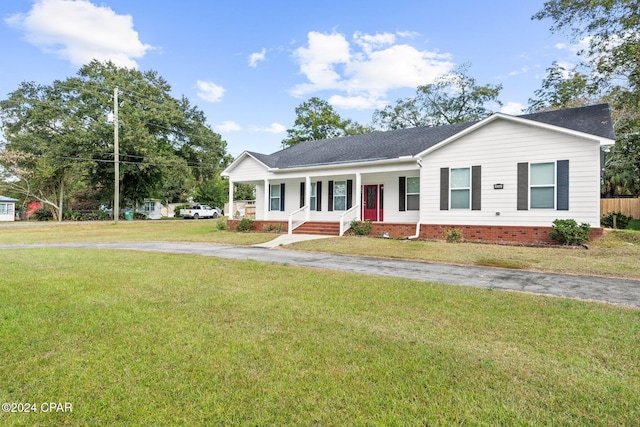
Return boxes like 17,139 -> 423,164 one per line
226,168 -> 420,236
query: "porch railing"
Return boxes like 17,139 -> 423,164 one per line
339,204 -> 360,236
288,205 -> 308,234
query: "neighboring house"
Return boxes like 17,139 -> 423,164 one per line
0,196 -> 18,222
138,199 -> 164,219
222,104 -> 615,244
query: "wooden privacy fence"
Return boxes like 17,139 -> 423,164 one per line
601,198 -> 640,218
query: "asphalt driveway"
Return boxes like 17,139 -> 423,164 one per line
2,241 -> 639,308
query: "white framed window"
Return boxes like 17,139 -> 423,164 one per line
0,203 -> 8,215
406,177 -> 420,210
142,201 -> 155,212
270,184 -> 281,211
333,181 -> 346,211
310,182 -> 317,211
530,162 -> 555,209
450,168 -> 470,209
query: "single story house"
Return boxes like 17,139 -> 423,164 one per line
222,104 -> 615,244
0,196 -> 18,222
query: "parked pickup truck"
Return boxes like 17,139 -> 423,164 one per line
179,205 -> 220,219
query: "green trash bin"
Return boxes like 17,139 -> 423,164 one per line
124,211 -> 133,221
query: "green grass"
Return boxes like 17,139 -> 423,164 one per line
0,220 -> 273,245
3,221 -> 640,279
1,249 -> 639,425
287,230 -> 640,280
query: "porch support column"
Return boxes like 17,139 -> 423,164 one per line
305,175 -> 311,221
263,179 -> 270,220
355,172 -> 362,220
227,179 -> 234,218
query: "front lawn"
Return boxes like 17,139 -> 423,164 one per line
1,249 -> 638,425
287,230 -> 640,280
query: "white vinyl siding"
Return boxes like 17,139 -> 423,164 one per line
420,119 -> 602,226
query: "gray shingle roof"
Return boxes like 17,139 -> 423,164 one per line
250,104 -> 614,170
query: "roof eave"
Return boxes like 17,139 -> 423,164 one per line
269,156 -> 418,173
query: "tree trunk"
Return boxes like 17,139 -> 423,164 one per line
57,177 -> 64,222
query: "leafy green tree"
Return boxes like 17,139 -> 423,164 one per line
0,81 -> 88,220
533,1 -> 639,87
281,97 -> 369,147
373,65 -> 502,130
1,60 -> 230,216
534,1 -> 640,196
527,62 -> 596,112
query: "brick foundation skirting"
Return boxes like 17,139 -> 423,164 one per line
227,220 -> 603,245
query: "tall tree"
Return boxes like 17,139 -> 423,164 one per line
527,62 -> 596,112
0,60 -> 230,217
0,81 -> 88,220
281,97 -> 369,147
373,65 -> 503,130
533,1 -> 639,87
534,0 -> 640,196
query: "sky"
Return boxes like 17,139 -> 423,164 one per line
0,0 -> 583,157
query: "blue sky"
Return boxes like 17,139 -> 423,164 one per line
0,0 -> 583,157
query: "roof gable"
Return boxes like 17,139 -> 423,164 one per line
231,104 -> 615,172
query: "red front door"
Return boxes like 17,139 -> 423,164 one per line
362,185 -> 383,221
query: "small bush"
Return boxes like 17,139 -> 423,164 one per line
263,223 -> 284,233
216,217 -> 228,231
548,219 -> 591,245
350,220 -> 372,236
601,211 -> 633,229
63,210 -> 111,221
236,217 -> 254,232
31,208 -> 53,221
445,228 -> 462,243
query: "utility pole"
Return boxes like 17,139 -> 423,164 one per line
113,87 -> 119,223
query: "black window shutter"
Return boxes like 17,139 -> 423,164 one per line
557,160 -> 569,210
472,166 -> 481,211
440,168 -> 449,211
268,184 -> 272,211
328,181 -> 334,211
347,180 -> 353,209
517,163 -> 528,210
316,181 -> 322,211
299,182 -> 305,208
399,177 -> 406,212
518,163 -> 529,211
280,183 -> 285,211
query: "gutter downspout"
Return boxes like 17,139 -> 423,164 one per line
407,158 -> 422,240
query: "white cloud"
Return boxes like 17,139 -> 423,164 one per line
508,67 -> 529,77
261,123 -> 286,133
250,123 -> 287,133
291,31 -> 454,109
215,121 -> 241,132
196,80 -> 226,102
501,102 -> 525,115
328,94 -> 387,110
248,48 -> 266,67
5,0 -> 153,68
